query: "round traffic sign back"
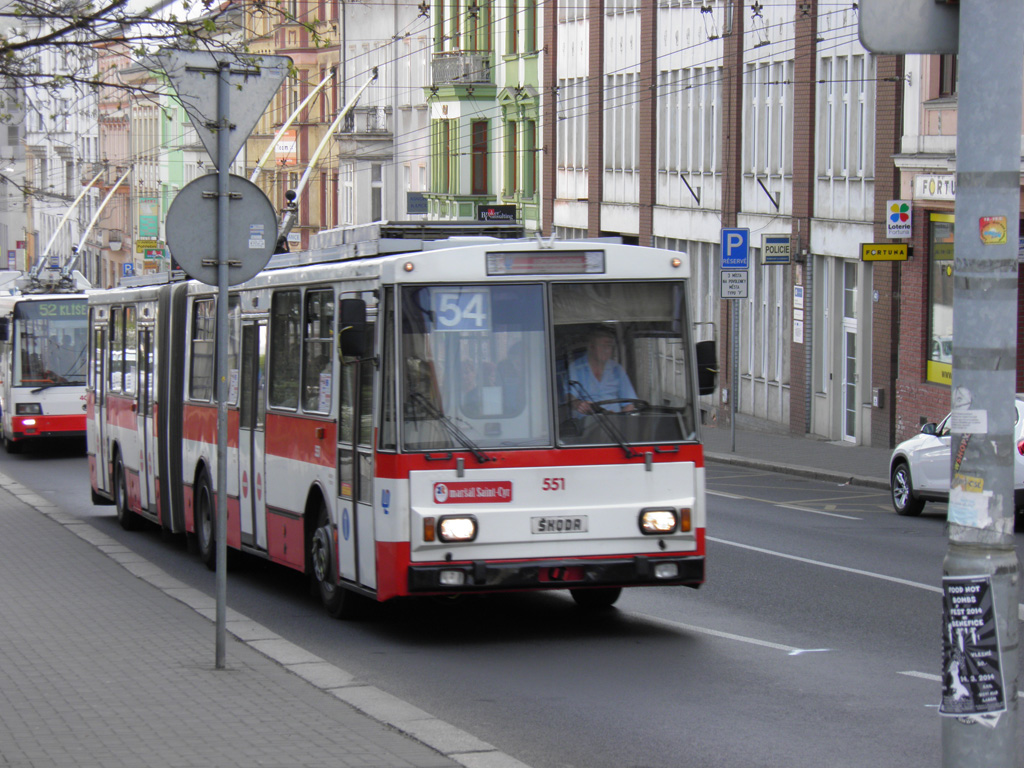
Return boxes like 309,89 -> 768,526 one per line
166,173 -> 278,286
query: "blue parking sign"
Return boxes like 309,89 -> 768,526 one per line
721,228 -> 750,270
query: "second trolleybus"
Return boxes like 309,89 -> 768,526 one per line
87,231 -> 716,616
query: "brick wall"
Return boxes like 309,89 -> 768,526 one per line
541,0 -> 557,236
586,0 -> 604,237
788,0 -> 817,435
870,55 -> 903,449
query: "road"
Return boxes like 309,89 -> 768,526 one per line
7,440 -> 1023,768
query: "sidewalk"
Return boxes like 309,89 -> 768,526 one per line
0,471 -> 530,768
701,418 -> 893,490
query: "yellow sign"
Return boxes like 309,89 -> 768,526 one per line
861,243 -> 909,261
927,359 -> 952,386
136,239 -> 159,253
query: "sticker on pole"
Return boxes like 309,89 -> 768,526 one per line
940,575 -> 1006,717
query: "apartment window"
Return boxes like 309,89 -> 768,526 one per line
471,120 -> 488,195
507,0 -> 518,54
371,162 -> 383,221
523,119 -> 536,197
939,55 -> 958,97
505,120 -> 518,195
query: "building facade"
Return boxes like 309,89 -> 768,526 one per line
542,0 -> 880,445
425,0 -> 541,231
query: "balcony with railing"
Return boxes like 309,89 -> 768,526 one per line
340,106 -> 391,136
431,52 -> 492,86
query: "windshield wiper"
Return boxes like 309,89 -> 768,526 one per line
568,380 -> 637,458
410,391 -> 492,463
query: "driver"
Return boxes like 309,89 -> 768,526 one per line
567,327 -> 637,414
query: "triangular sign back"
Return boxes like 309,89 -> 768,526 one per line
155,50 -> 291,170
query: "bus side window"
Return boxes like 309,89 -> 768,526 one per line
378,288 -> 396,451
109,307 -> 123,393
268,290 -> 301,409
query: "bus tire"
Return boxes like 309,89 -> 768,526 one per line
311,504 -> 365,619
3,433 -> 20,454
569,587 -> 622,610
195,472 -> 216,571
113,455 -> 139,531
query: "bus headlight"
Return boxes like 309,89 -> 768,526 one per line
438,516 -> 477,542
16,403 -> 42,415
639,508 -> 678,534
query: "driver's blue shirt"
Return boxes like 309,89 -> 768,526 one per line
567,354 -> 637,411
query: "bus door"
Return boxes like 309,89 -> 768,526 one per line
91,323 -> 110,495
337,319 -> 376,589
137,328 -> 154,512
238,321 -> 268,550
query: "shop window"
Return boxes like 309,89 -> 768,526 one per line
927,213 -> 955,386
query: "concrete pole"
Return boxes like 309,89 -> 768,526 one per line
942,0 -> 1023,763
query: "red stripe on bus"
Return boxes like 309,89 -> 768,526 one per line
12,413 -> 86,434
264,413 -> 336,467
182,403 -> 240,448
376,540 -> 412,600
104,394 -> 136,430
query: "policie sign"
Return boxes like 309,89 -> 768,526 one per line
940,575 -> 1006,717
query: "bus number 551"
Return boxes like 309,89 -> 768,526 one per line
542,478 -> 565,491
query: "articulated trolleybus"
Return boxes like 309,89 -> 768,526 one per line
88,228 -> 716,616
0,272 -> 90,452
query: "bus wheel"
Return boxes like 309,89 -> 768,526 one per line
569,587 -> 622,610
311,505 -> 364,619
113,456 -> 138,531
3,433 -> 20,454
195,473 -> 216,571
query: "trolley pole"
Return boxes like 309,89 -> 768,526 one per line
214,60 -> 231,670
941,0 -> 1022,763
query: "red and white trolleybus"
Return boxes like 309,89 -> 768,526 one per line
0,280 -> 90,452
87,228 -> 716,616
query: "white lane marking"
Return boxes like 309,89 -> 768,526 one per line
632,612 -> 799,654
774,503 -> 861,520
710,537 -> 1024,623
788,648 -> 832,656
708,490 -> 745,500
708,536 -> 943,594
707,489 -> 861,519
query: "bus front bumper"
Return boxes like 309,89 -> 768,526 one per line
408,555 -> 704,594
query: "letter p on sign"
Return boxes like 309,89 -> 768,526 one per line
721,228 -> 749,270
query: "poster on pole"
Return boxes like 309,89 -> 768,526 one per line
939,575 -> 1006,717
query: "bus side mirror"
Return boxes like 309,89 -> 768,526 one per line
339,298 -> 368,359
0,318 -> 8,342
695,340 -> 717,396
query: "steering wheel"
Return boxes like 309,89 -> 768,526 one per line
591,398 -> 649,414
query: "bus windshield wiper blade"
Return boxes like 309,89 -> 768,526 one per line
568,380 -> 637,458
410,392 -> 492,463
30,382 -> 58,393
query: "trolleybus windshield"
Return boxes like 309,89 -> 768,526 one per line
553,281 -> 697,446
402,283 -> 550,451
13,299 -> 88,387
400,280 -> 699,453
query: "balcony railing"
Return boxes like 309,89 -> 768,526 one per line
431,52 -> 492,85
341,107 -> 389,135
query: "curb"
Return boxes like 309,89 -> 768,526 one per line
705,451 -> 891,492
0,471 -> 533,768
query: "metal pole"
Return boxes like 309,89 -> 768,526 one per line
731,300 -> 737,452
214,61 -> 231,670
941,0 -> 1022,762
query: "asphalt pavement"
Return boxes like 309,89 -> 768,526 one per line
0,423 -> 895,768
